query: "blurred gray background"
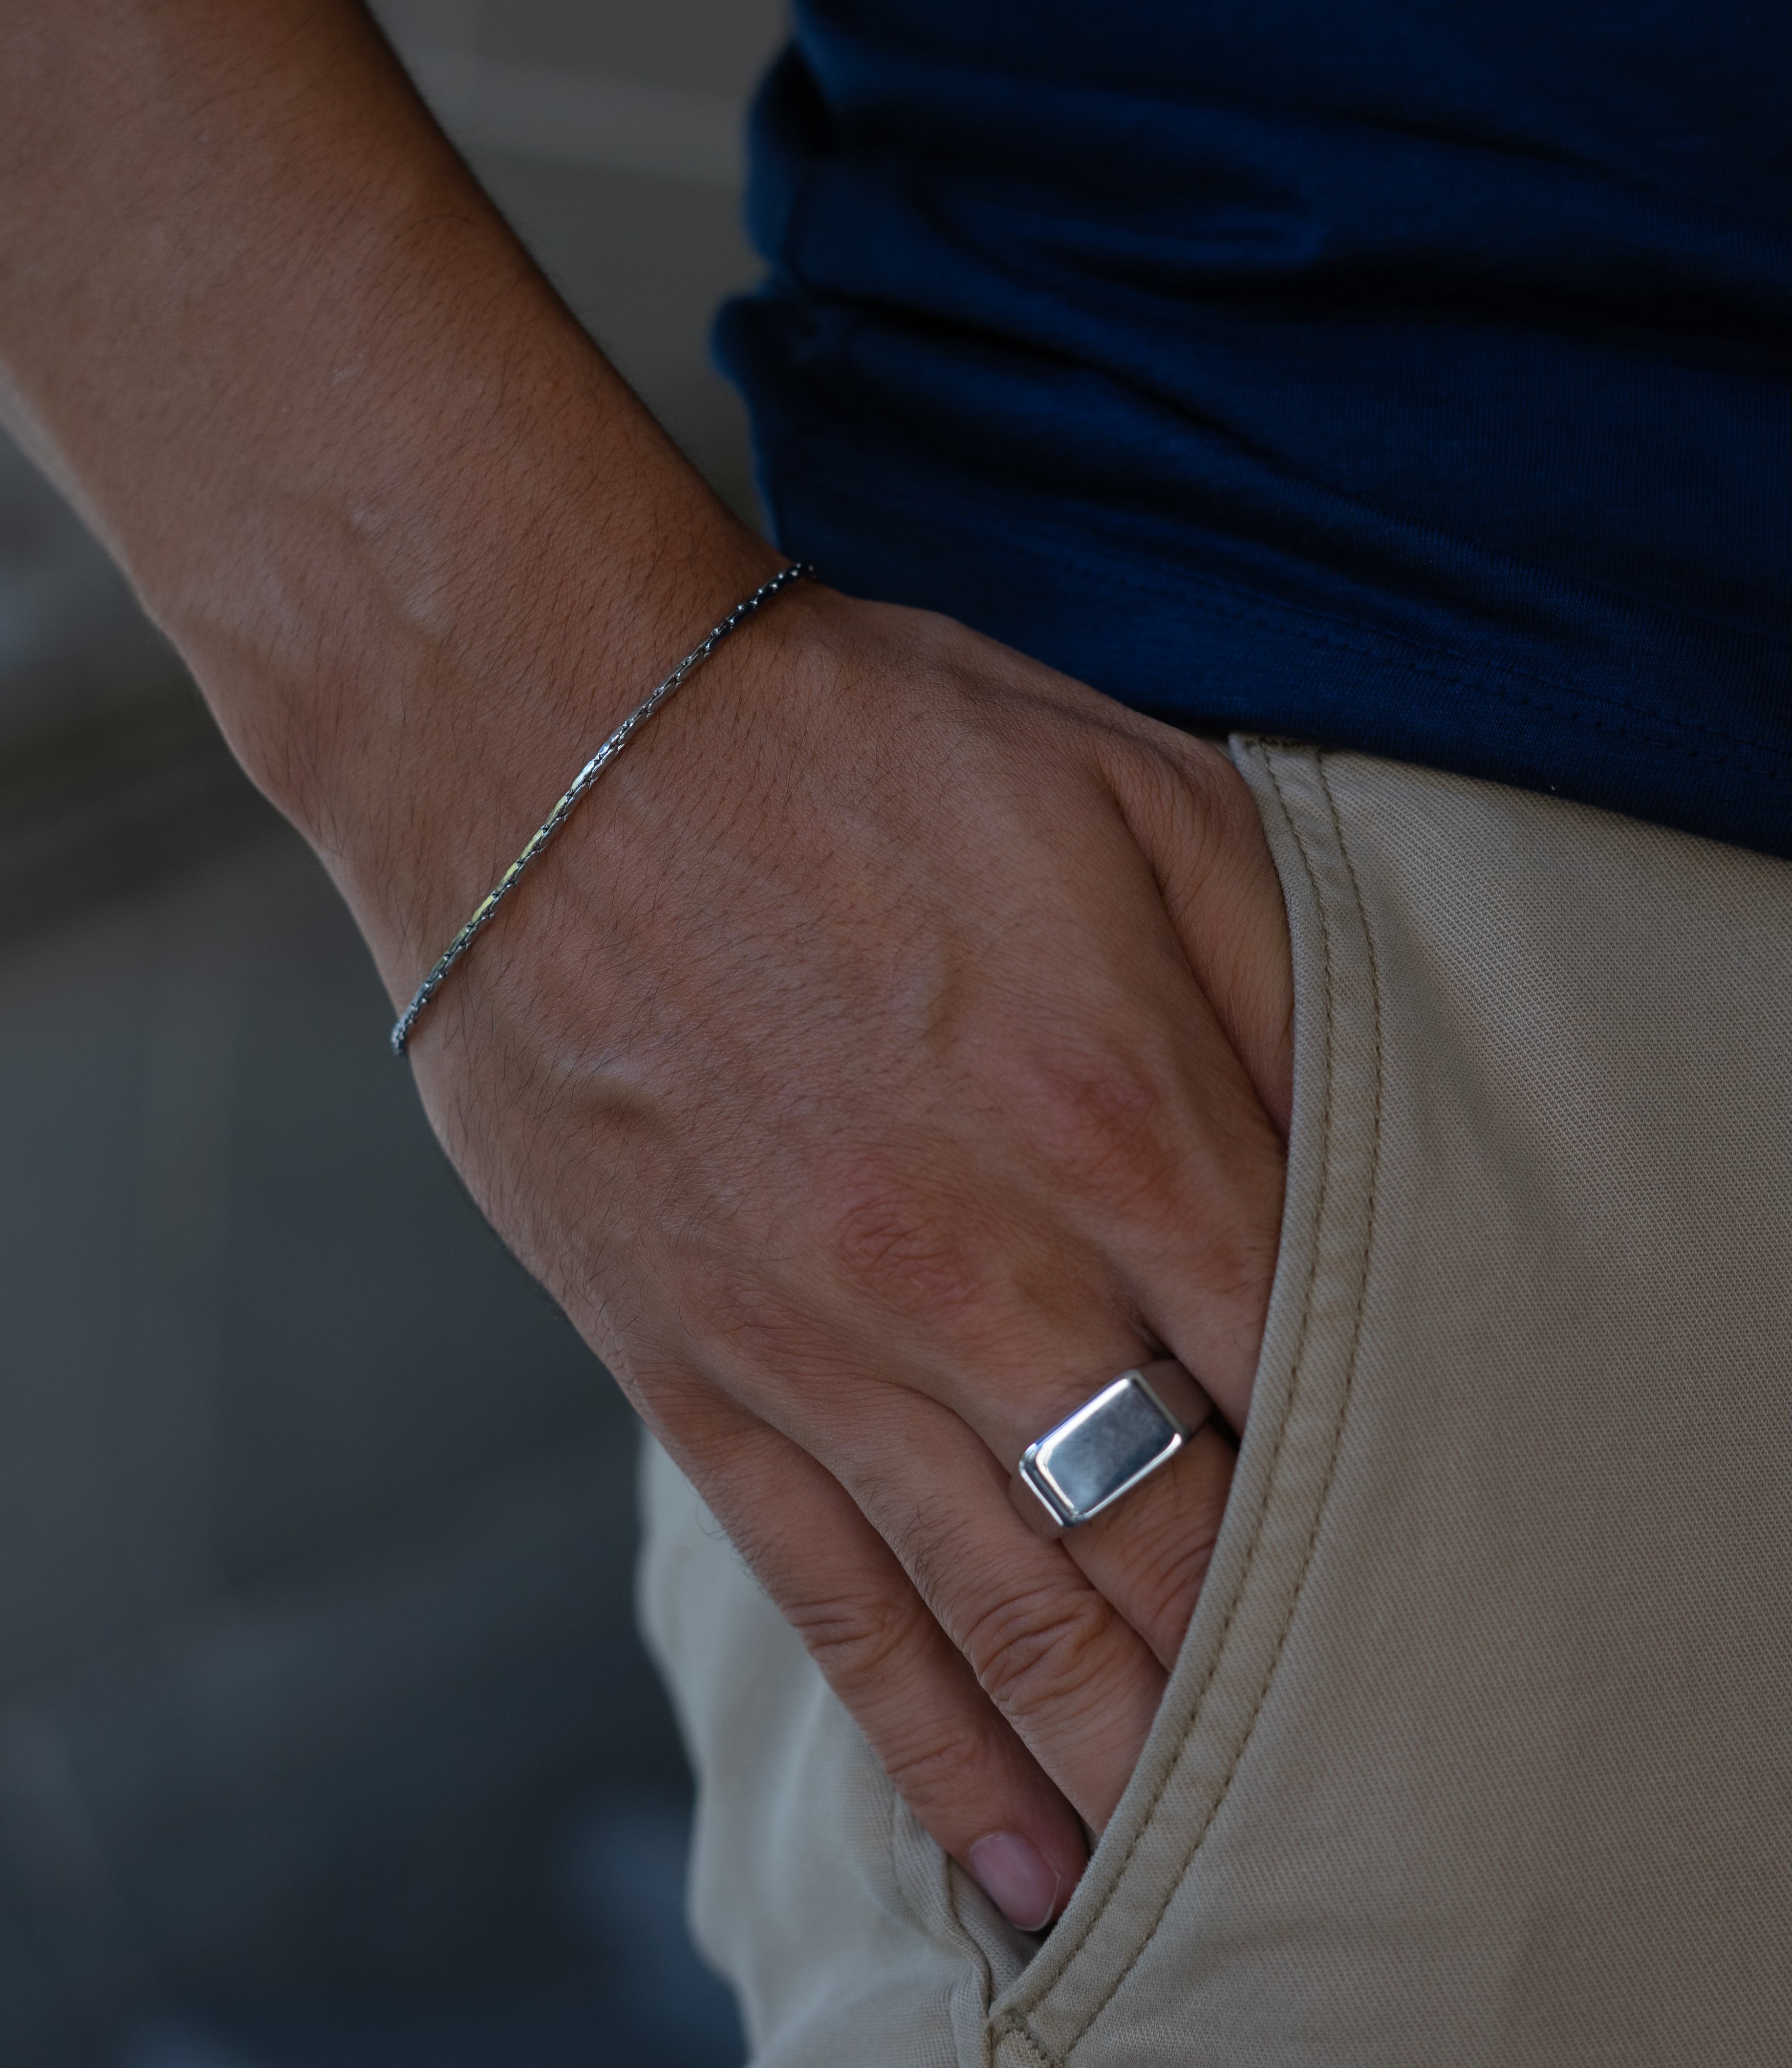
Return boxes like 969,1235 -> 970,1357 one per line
0,0 -> 785,2061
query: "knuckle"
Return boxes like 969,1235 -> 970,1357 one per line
819,1157 -> 987,1317
1116,1505 -> 1223,1635
877,1720 -> 998,1808
696,1271 -> 836,1383
961,1579 -> 1120,1717
783,1581 -> 924,1694
1009,1046 -> 1182,1212
1106,726 -> 1236,870
885,1503 -> 989,1609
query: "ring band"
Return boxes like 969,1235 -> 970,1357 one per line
1011,1360 -> 1212,1536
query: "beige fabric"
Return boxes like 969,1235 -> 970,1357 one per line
638,742 -> 1791,2068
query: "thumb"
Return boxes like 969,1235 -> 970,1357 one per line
1100,726 -> 1294,1140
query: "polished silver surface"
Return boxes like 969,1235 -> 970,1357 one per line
1015,1360 -> 1209,1531
390,562 -> 812,1057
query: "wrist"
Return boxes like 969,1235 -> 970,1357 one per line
0,0 -> 785,995
223,464 -> 782,992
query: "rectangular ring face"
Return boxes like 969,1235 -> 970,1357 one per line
1022,1373 -> 1184,1525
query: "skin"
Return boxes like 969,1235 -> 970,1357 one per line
0,0 -> 1293,1929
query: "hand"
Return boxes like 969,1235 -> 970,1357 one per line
0,0 -> 1288,1936
400,580 -> 1293,1928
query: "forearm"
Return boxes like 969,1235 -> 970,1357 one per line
0,0 -> 770,979
0,1 -> 1301,1912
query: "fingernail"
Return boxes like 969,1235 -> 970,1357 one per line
968,1831 -> 1062,1932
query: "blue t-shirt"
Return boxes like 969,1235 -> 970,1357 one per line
717,1 -> 1790,854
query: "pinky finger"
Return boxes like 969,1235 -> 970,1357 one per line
658,1392 -> 1090,1932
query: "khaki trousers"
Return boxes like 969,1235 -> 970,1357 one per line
639,743 -> 1790,2068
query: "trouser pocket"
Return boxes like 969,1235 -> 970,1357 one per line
990,743 -> 1791,2068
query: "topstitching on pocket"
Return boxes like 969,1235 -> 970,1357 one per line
988,742 -> 1387,2068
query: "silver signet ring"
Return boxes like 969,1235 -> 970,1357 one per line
1010,1360 -> 1213,1538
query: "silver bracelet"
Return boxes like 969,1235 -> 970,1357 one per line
390,561 -> 813,1057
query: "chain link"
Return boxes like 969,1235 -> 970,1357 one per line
390,562 -> 813,1057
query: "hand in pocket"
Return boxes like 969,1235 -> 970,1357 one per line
398,587 -> 1294,1926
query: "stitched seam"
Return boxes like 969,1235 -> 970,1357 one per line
995,745 -> 1340,2063
888,1766 -> 999,2061
1015,746 -> 1386,2065
777,462 -> 1789,766
997,2023 -> 1055,2068
885,1678 -> 1014,2066
1107,572 -> 1786,771
940,1809 -> 1004,2068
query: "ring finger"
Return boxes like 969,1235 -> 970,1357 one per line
811,1374 -> 1232,1826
